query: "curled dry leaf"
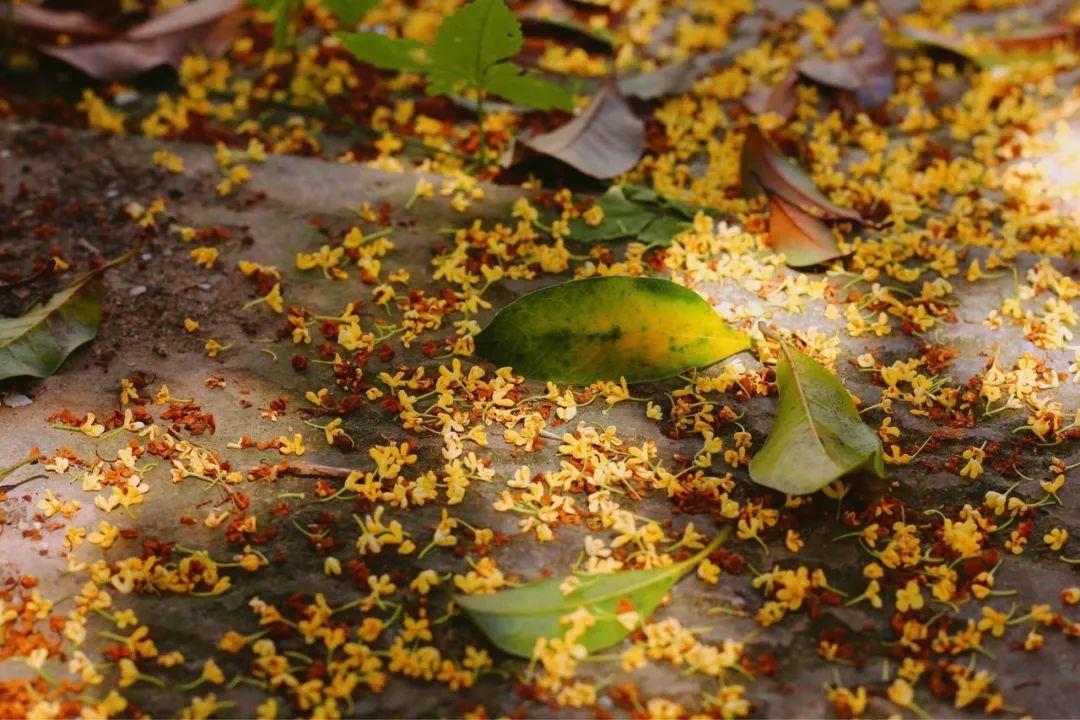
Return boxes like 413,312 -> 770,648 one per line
620,31 -> 759,101
768,195 -> 846,268
38,0 -> 246,81
741,126 -> 862,222
618,51 -> 727,100
796,15 -> 894,109
456,528 -> 730,658
516,0 -> 614,49
521,79 -> 644,179
900,23 -> 1080,69
0,266 -> 53,295
740,70 -> 798,120
749,338 -> 885,495
11,5 -> 111,37
475,276 -> 749,384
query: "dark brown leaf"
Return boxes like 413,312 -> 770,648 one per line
741,70 -> 797,119
11,5 -> 111,37
619,52 -> 726,100
740,126 -> 862,222
38,0 -> 245,81
522,79 -> 644,179
516,0 -> 613,50
901,23 -> 1080,68
768,195 -> 845,268
0,266 -> 52,296
797,15 -> 894,108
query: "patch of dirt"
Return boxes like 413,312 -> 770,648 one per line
0,123 -> 255,386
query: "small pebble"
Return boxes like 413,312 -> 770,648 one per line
129,285 -> 147,297
1,393 -> 32,408
113,90 -> 140,106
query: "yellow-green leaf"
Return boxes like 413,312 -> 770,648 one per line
456,528 -> 729,658
749,339 -> 885,495
474,276 -> 750,383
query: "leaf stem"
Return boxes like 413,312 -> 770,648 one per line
476,91 -> 488,167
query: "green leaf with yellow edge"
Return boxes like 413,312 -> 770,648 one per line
749,338 -> 885,495
0,247 -> 137,382
474,276 -> 750,384
456,527 -> 730,658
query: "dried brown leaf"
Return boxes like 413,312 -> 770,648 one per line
11,5 -> 111,37
521,79 -> 644,179
768,195 -> 846,268
797,15 -> 894,108
38,0 -> 245,81
741,70 -> 798,119
741,126 -> 862,222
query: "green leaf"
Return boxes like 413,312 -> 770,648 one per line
321,0 -> 378,27
638,214 -> 691,248
621,184 -> 713,221
749,339 -> 885,495
339,0 -> 568,112
566,186 -> 698,246
566,187 -> 657,242
768,195 -> 845,268
432,0 -> 521,87
456,528 -> 730,658
484,62 -> 573,111
475,276 -> 750,383
249,0 -> 300,51
619,184 -> 660,205
335,30 -> 430,72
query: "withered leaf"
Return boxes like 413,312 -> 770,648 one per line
741,70 -> 798,120
521,79 -> 644,179
768,195 -> 845,268
796,15 -> 894,109
901,23 -> 1080,69
740,126 -> 862,222
11,5 -> 111,37
39,0 -> 245,81
619,52 -> 726,100
516,0 -> 614,49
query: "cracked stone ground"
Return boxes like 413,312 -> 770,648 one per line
0,119 -> 1077,718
